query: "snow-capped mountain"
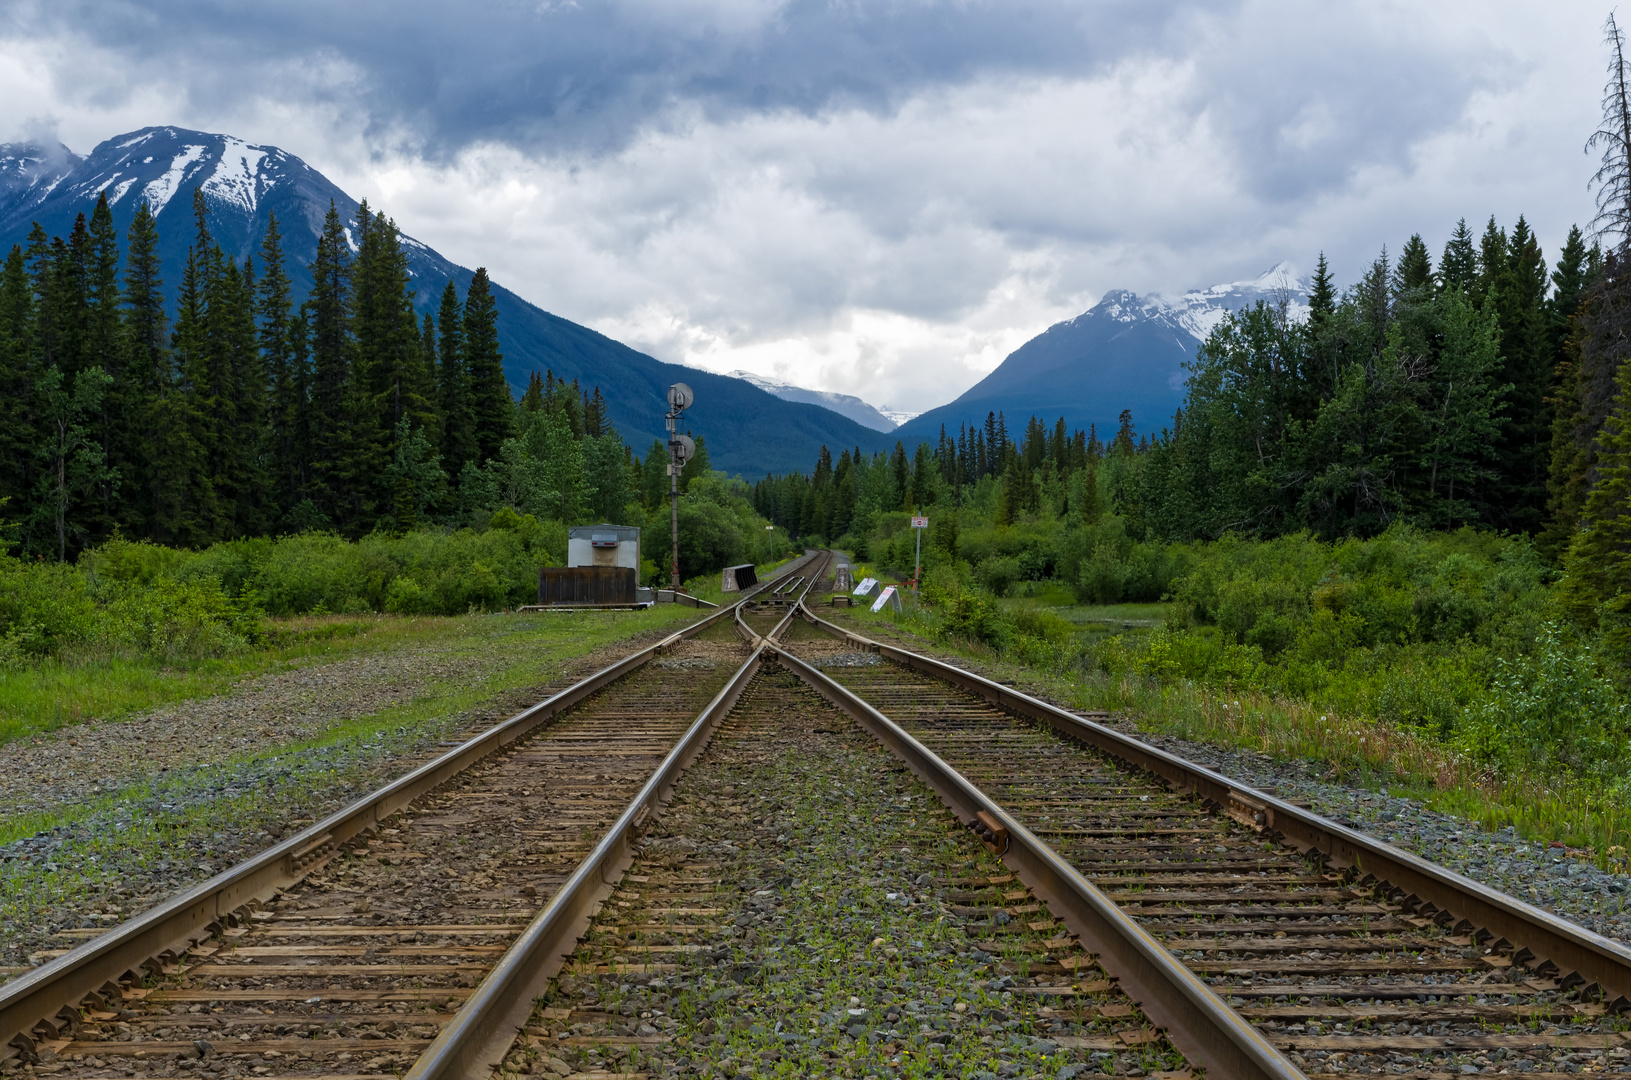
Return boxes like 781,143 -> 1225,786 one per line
0,126 -> 894,475
892,264 -> 1310,446
727,370 -> 901,432
1071,262 -> 1309,349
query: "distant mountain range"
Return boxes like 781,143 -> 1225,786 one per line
726,370 -> 914,432
0,127 -> 892,476
892,265 -> 1310,446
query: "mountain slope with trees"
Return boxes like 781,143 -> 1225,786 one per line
0,127 -> 891,477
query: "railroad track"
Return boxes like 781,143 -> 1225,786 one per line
0,553 -> 827,1079
481,622 -> 1206,1080
15,547 -> 1626,1080
780,607 -> 1631,1080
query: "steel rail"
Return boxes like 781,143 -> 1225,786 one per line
769,638 -> 1301,1080
796,603 -> 1631,1014
0,551 -> 819,1059
402,551 -> 834,1080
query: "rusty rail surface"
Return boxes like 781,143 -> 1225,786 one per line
403,550 -> 834,1080
795,604 -> 1631,1015
770,637 -> 1302,1080
0,552 -> 821,1061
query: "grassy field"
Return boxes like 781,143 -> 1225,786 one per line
0,606 -> 701,748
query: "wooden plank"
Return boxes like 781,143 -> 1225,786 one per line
1278,1032 -> 1628,1052
61,1036 -> 431,1056
147,989 -> 473,1003
188,963 -> 487,976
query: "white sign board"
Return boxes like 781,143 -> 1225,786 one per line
853,577 -> 878,597
911,516 -> 928,528
871,585 -> 900,613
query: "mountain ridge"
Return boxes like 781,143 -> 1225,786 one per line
892,264 -> 1310,445
0,126 -> 894,476
726,369 -> 901,432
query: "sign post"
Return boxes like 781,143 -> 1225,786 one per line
910,515 -> 928,606
666,383 -> 695,591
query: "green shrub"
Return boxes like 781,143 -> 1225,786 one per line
1136,627 -> 1266,690
1458,625 -> 1630,781
976,556 -> 1023,598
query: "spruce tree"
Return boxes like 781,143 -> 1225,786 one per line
85,193 -> 127,538
163,214 -> 221,546
463,268 -> 514,464
0,245 -> 36,524
437,279 -> 476,477
1560,332 -> 1631,657
307,202 -> 355,526
1440,219 -> 1478,294
123,201 -> 169,541
1393,234 -> 1434,295
257,213 -> 305,518
1487,216 -> 1551,531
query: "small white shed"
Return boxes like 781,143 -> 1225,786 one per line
567,524 -> 641,570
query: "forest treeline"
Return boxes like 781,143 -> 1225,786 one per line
760,214 -> 1596,551
0,187 -> 734,562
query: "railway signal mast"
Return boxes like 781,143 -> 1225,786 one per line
666,383 -> 695,591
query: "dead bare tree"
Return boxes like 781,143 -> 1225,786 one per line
1588,12 -> 1631,251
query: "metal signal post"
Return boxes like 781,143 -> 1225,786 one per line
665,383 -> 695,591
910,515 -> 928,608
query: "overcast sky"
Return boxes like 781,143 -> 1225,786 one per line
0,0 -> 1611,413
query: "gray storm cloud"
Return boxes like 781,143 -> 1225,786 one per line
0,0 -> 1601,412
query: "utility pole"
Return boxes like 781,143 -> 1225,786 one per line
666,383 -> 694,592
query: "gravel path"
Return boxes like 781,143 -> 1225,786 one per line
829,613 -> 1631,949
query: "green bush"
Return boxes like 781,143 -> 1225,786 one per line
1458,625 -> 1630,782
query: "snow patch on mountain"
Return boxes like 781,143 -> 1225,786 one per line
1058,262 -> 1310,348
141,145 -> 209,215
201,137 -> 270,214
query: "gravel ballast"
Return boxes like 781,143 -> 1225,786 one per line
508,665 -> 1191,1079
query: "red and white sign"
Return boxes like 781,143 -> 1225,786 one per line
910,516 -> 928,528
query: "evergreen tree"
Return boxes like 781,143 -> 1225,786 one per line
31,365 -> 114,559
123,202 -> 175,542
162,210 -> 221,546
0,245 -> 36,524
1394,234 -> 1434,295
463,268 -> 513,464
437,279 -> 476,477
1440,218 -> 1478,294
640,438 -> 670,510
85,193 -> 126,538
1488,215 -> 1551,531
257,213 -> 305,517
307,202 -> 355,525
